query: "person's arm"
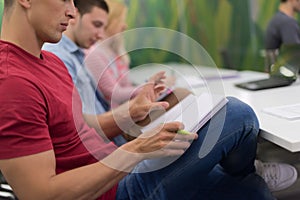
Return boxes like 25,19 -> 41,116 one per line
83,111 -> 123,139
98,67 -> 139,104
85,49 -> 138,105
0,150 -> 129,200
83,88 -> 169,139
84,71 -> 170,139
0,122 -> 197,200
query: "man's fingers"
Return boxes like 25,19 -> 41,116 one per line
154,84 -> 166,91
148,101 -> 169,111
148,71 -> 167,84
161,121 -> 183,132
162,122 -> 198,140
164,140 -> 192,150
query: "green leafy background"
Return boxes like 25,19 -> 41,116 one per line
0,0 -> 290,71
123,0 -> 283,71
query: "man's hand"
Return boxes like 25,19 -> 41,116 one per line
129,71 -> 170,122
111,71 -> 173,136
121,122 -> 198,159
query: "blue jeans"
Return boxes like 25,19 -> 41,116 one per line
116,97 -> 274,200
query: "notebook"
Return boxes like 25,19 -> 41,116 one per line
140,92 -> 228,133
235,44 -> 300,91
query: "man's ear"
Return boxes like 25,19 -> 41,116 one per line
17,0 -> 31,8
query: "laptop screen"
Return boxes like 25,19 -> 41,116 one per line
234,44 -> 300,90
271,44 -> 300,80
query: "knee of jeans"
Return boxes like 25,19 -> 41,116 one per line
226,97 -> 259,131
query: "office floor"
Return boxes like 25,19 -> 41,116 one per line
257,138 -> 300,200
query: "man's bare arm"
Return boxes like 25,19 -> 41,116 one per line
0,122 -> 197,200
84,71 -> 170,139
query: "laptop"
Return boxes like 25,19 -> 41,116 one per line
235,44 -> 300,91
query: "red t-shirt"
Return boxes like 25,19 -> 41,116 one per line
0,41 -> 118,199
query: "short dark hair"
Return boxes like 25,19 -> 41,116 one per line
74,0 -> 109,16
281,0 -> 288,2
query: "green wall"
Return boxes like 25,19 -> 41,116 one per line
124,0 -> 281,71
0,0 -> 284,71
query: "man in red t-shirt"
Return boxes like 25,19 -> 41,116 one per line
0,0 -> 192,199
0,0 -> 277,199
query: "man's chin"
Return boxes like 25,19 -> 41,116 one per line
45,37 -> 62,44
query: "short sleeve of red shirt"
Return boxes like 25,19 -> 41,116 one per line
0,76 -> 52,159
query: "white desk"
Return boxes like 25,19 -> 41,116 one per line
129,64 -> 300,152
214,71 -> 300,152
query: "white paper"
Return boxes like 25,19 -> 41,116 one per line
175,76 -> 206,88
262,103 -> 300,120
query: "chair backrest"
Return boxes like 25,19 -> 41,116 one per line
0,172 -> 17,200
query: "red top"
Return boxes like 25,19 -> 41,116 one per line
0,41 -> 118,199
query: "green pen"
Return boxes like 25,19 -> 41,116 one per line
177,129 -> 191,135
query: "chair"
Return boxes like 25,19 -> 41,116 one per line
0,172 -> 17,200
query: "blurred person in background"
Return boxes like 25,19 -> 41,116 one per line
265,0 -> 300,50
85,0 -> 174,108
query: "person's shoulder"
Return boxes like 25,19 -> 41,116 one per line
273,12 -> 295,22
0,41 -> 13,60
0,73 -> 45,102
267,12 -> 294,30
42,40 -> 72,64
85,42 -> 114,64
42,40 -> 66,55
0,40 -> 10,49
43,35 -> 73,53
0,40 -> 28,57
41,50 -> 64,63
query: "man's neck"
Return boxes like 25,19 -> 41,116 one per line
279,3 -> 297,18
1,13 -> 43,58
63,29 -> 77,46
